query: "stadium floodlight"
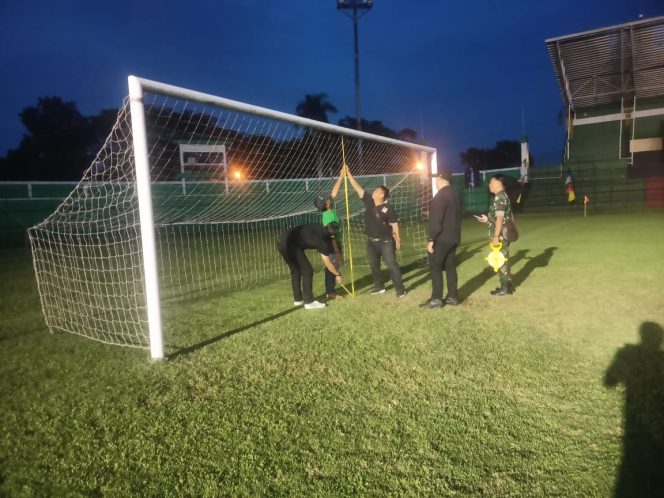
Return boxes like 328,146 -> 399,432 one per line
337,0 -> 373,132
28,77 -> 436,360
337,0 -> 374,9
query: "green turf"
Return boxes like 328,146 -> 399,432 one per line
1,212 -> 663,496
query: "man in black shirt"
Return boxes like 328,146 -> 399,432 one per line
420,169 -> 461,308
277,222 -> 343,309
344,165 -> 406,297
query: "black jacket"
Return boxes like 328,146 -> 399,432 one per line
428,186 -> 461,244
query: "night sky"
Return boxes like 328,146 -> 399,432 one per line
1,0 -> 662,171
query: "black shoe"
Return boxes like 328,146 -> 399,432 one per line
419,298 -> 443,308
490,287 -> 502,295
492,287 -> 513,297
443,296 -> 459,306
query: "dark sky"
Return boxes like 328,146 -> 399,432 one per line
1,0 -> 662,171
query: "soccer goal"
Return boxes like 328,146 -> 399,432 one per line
28,76 -> 437,359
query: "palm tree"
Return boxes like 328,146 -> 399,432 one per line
295,93 -> 338,179
295,93 -> 338,123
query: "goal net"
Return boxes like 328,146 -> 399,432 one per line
28,77 -> 437,358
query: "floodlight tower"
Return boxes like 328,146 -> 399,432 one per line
337,0 -> 373,132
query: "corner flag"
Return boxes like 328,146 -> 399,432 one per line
565,169 -> 576,203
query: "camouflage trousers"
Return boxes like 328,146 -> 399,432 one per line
497,240 -> 512,287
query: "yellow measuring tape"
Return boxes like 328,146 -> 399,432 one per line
338,282 -> 353,297
340,136 -> 355,297
485,242 -> 508,272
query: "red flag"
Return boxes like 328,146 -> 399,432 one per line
584,195 -> 589,204
565,169 -> 576,203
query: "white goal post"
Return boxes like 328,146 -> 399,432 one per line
28,76 -> 438,359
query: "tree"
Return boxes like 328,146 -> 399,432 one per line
339,117 -> 394,138
337,116 -> 418,143
295,93 -> 338,123
87,108 -> 120,155
459,147 -> 489,171
396,128 -> 418,143
459,140 -> 532,171
0,97 -> 118,180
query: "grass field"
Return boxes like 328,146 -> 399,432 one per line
1,211 -> 663,496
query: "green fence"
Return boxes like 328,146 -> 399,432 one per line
451,167 -> 521,214
517,161 -> 649,212
2,164 -> 659,248
450,161 -> 655,214
0,174 -> 425,248
0,182 -> 76,246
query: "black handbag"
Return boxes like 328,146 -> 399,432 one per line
502,214 -> 519,243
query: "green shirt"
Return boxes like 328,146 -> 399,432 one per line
488,191 -> 511,237
322,209 -> 342,251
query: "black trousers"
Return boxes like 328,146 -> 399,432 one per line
428,241 -> 458,300
277,239 -> 314,304
366,239 -> 405,294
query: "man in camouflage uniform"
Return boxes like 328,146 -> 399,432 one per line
477,175 -> 513,296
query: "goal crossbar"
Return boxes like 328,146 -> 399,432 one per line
133,76 -> 436,154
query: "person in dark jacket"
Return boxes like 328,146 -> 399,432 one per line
420,169 -> 461,308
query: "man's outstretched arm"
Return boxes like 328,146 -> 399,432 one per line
331,167 -> 345,199
344,165 -> 364,198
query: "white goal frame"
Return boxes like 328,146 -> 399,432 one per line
128,75 -> 437,359
35,75 -> 438,360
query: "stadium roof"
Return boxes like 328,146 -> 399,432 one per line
546,15 -> 664,110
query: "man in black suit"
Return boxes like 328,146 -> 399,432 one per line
420,169 -> 461,308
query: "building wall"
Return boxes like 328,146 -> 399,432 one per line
570,121 -> 623,162
634,96 -> 664,139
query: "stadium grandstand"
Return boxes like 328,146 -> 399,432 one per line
435,15 -> 664,214
540,14 -> 664,209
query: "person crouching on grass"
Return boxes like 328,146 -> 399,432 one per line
316,168 -> 346,299
277,222 -> 343,309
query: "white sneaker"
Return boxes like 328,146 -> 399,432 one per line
294,301 -> 304,306
304,300 -> 326,310
370,288 -> 386,295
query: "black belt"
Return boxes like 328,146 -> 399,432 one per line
368,237 -> 390,242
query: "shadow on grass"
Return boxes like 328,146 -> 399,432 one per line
167,306 -> 300,360
604,321 -> 664,498
349,257 -> 427,294
457,248 -> 529,300
454,245 -> 558,300
350,240 -> 488,294
406,242 -> 486,292
511,246 -> 557,290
